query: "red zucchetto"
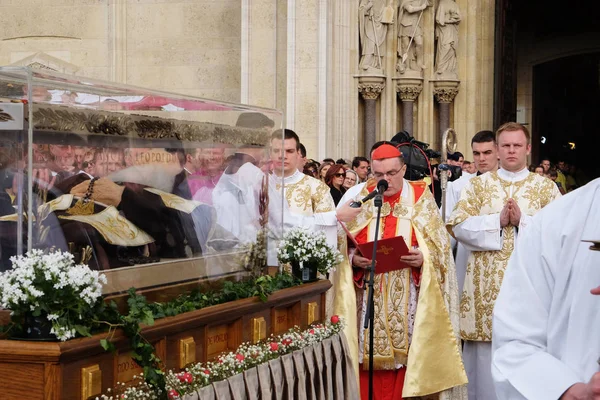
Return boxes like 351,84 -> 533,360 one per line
371,144 -> 402,160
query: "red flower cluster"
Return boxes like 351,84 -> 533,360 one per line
168,389 -> 179,399
270,342 -> 279,351
177,372 -> 193,384
235,353 -> 245,362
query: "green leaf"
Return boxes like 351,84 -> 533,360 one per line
74,324 -> 91,337
141,310 -> 154,326
31,308 -> 41,317
99,338 -> 116,353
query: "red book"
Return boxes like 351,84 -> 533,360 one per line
356,236 -> 412,274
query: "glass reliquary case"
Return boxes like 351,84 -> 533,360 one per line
0,67 -> 285,295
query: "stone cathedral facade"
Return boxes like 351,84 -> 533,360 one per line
1,0 -> 596,161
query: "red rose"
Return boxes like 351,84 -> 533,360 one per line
204,369 -> 211,375
330,315 -> 340,324
177,372 -> 193,384
309,329 -> 315,335
282,338 -> 292,346
168,389 -> 179,399
270,342 -> 279,351
235,353 -> 245,362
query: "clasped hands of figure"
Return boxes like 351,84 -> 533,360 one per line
500,198 -> 521,228
70,178 -> 125,207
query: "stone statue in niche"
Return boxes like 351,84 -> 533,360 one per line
358,0 -> 395,73
396,0 -> 431,75
434,0 -> 461,79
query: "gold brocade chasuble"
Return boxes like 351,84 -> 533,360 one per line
274,173 -> 335,216
447,171 -> 561,342
334,179 -> 467,398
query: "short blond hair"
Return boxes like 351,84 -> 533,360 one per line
496,122 -> 530,144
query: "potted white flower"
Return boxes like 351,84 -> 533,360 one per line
0,249 -> 107,341
277,227 -> 343,282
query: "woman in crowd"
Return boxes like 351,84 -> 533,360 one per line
324,164 -> 347,206
303,161 -> 319,178
343,169 -> 359,190
318,161 -> 333,182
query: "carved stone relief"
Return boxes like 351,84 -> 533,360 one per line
434,0 -> 461,79
358,0 -> 394,73
396,0 -> 431,75
433,87 -> 459,103
397,85 -> 423,101
358,82 -> 386,100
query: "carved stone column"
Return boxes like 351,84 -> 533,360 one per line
394,78 -> 423,135
433,80 -> 460,143
358,75 -> 385,156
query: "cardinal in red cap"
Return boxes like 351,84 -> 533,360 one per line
330,142 -> 467,400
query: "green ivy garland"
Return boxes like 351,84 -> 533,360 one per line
96,273 -> 301,398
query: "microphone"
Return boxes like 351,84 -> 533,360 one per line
349,180 -> 389,208
376,179 -> 389,194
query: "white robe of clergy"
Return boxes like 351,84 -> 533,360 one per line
447,167 -> 561,400
445,173 -> 475,297
492,178 -> 600,400
270,170 -> 338,247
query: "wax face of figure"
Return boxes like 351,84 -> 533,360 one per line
497,129 -> 531,172
472,141 -> 499,173
270,138 -> 300,177
371,157 -> 407,197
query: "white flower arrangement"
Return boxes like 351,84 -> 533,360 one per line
97,315 -> 345,399
277,227 -> 343,275
0,249 -> 107,341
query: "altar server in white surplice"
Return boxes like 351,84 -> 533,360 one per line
269,129 -> 360,249
492,178 -> 600,400
269,129 -> 361,316
447,122 -> 561,400
445,130 -> 499,297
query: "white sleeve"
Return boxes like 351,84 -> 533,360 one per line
452,214 -> 503,251
444,180 -> 458,223
518,213 -> 533,231
492,222 -> 580,400
287,212 -> 338,247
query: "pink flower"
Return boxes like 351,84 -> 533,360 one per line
330,315 -> 340,324
235,353 -> 245,362
269,342 -> 279,351
168,389 -> 180,399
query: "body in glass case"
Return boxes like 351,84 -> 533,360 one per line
0,67 -> 285,294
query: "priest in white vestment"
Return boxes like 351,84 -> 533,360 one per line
492,178 -> 600,400
444,130 -> 499,297
447,123 -> 561,400
269,129 -> 338,247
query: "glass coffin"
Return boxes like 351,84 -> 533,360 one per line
0,67 -> 284,294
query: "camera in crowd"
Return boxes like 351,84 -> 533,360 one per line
390,130 -> 440,181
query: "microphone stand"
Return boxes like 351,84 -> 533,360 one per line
364,190 -> 383,400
